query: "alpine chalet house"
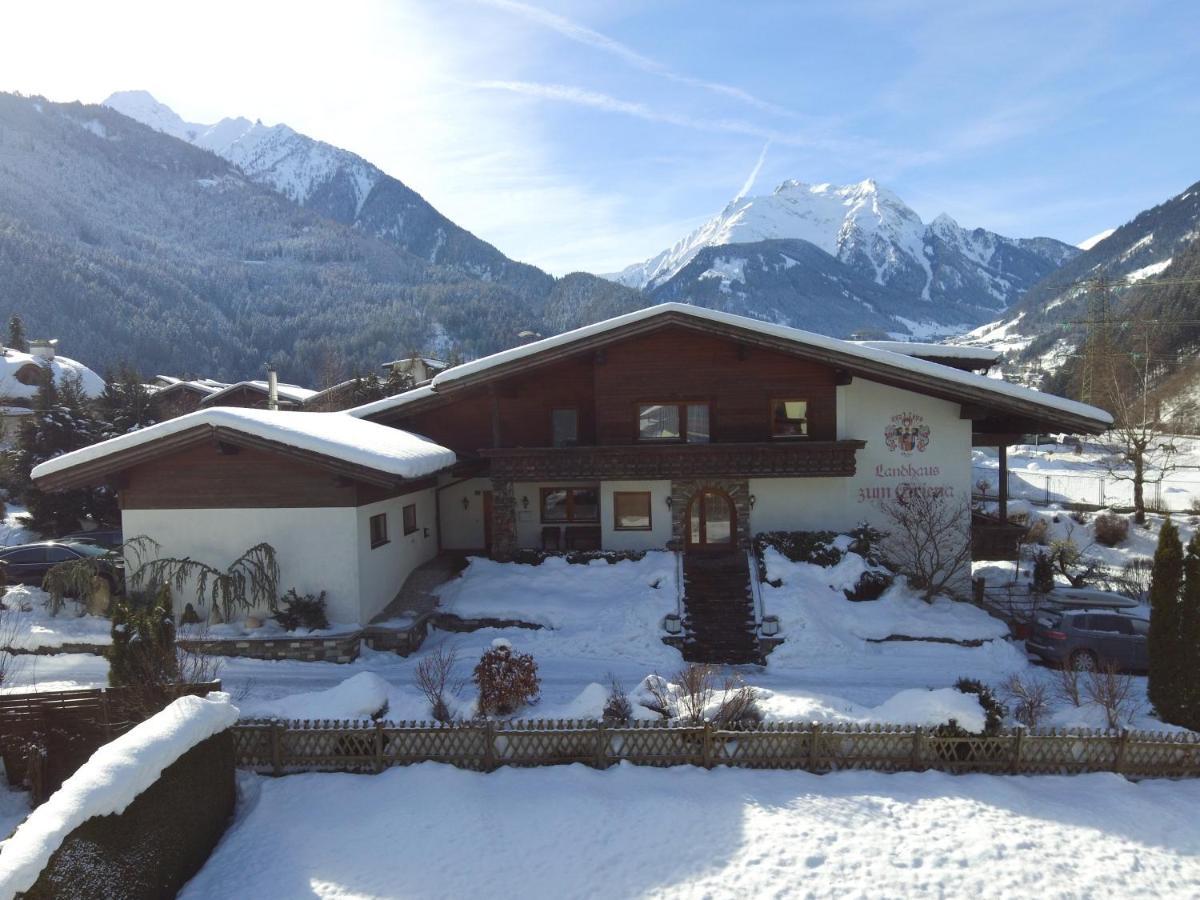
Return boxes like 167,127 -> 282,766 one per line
32,304 -> 1109,638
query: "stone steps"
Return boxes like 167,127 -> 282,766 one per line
680,553 -> 763,665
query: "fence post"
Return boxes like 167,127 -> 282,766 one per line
483,720 -> 496,772
911,726 -> 924,771
100,690 -> 112,741
594,721 -> 608,770
1044,476 -> 1051,506
375,720 -> 385,773
809,723 -> 822,771
1114,728 -> 1130,775
701,720 -> 714,769
1011,727 -> 1024,774
270,720 -> 284,776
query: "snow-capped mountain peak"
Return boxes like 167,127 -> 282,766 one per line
104,90 -> 195,141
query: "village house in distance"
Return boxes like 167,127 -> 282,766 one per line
32,303 -> 1111,659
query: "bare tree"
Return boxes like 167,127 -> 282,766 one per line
415,645 -> 461,723
878,485 -> 973,601
1085,663 -> 1139,730
1000,673 -> 1050,728
1100,332 -> 1179,525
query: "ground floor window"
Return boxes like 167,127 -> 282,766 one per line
540,486 -> 600,522
613,491 -> 652,530
403,503 -> 418,535
369,513 -> 389,548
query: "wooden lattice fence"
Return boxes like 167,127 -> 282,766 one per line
231,719 -> 1200,779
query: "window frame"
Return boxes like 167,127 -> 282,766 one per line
635,401 -> 711,444
369,512 -> 389,549
402,503 -> 418,536
770,397 -> 811,439
612,491 -> 653,532
539,485 -> 601,524
550,407 -> 580,448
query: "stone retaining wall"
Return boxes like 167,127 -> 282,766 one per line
178,632 -> 361,663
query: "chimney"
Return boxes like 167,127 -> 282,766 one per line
29,339 -> 58,362
266,365 -> 279,411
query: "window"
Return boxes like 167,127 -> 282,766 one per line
403,504 -> 418,536
540,486 -> 600,523
369,513 -> 389,548
613,492 -> 652,531
771,399 -> 809,437
551,408 -> 579,447
637,402 -> 709,443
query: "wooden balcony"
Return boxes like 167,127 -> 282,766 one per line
479,440 -> 865,481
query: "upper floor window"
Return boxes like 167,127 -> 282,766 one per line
771,399 -> 809,438
551,408 -> 579,447
637,402 -> 710,443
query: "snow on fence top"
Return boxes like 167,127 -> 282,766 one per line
31,407 -> 457,482
349,303 -> 1111,427
0,693 -> 238,898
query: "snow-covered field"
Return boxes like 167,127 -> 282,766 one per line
182,764 -> 1200,899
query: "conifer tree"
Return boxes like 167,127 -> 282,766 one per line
1148,516 -> 1184,722
7,315 -> 27,353
1180,532 -> 1200,729
96,363 -> 157,438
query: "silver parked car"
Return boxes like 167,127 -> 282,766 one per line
1025,609 -> 1149,672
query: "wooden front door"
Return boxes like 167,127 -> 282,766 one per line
686,489 -> 736,552
482,490 -> 494,553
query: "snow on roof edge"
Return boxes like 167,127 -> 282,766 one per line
32,407 -> 456,482
391,303 -> 1109,426
851,340 -> 1001,362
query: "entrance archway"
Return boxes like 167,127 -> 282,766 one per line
686,489 -> 736,551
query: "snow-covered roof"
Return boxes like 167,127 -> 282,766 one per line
32,407 -> 456,483
347,384 -> 437,419
200,380 -> 317,405
353,303 -> 1110,428
850,341 -> 1001,363
0,347 -> 105,399
383,356 -> 448,369
149,377 -> 227,396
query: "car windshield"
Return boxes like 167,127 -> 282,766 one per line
62,542 -> 111,558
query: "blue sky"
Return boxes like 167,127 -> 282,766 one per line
2,0 -> 1199,273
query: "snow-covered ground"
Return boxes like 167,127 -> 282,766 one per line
974,436 -> 1200,513
0,588 -> 112,651
182,764 -> 1200,899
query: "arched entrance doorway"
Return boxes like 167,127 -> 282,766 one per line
686,489 -> 736,551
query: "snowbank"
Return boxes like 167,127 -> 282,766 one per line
180,764 -> 1200,898
0,692 -> 238,897
0,347 -> 104,400
240,672 -> 390,721
31,407 -> 456,482
1,588 -> 112,650
761,549 -> 1010,669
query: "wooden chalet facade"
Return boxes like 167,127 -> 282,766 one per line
33,304 -> 1110,625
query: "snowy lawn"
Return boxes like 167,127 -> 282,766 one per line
0,587 -> 112,651
183,764 -> 1200,899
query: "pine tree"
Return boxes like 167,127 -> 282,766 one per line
1180,532 -> 1200,729
7,315 -> 27,353
96,363 -> 157,438
1148,516 -> 1184,722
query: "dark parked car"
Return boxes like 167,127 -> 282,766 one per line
60,528 -> 124,550
0,541 -> 124,590
1025,609 -> 1149,672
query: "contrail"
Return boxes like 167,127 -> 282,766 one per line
734,142 -> 770,201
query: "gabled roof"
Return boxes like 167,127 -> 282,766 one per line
31,408 -> 456,491
348,303 -> 1112,433
849,341 -> 1000,364
200,380 -> 317,406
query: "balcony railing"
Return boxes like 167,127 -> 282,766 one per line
479,440 -> 865,481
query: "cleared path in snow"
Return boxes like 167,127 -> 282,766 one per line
183,764 -> 1200,899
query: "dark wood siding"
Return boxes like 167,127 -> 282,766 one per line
391,324 -> 837,451
120,441 -> 360,509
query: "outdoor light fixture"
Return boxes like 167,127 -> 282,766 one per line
760,615 -> 780,637
461,496 -> 470,511
521,495 -> 530,510
665,496 -> 673,509
749,494 -> 756,508
663,614 -> 682,635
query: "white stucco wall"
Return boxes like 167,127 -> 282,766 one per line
747,477 -> 851,533
356,488 -> 439,622
121,507 -> 362,623
436,477 -> 491,550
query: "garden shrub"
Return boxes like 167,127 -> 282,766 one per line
1025,518 -> 1049,546
754,531 -> 842,568
602,675 -> 632,725
473,642 -> 540,715
508,549 -> 647,566
844,569 -> 892,602
273,589 -> 330,631
108,585 -> 178,703
952,677 -> 1007,735
1093,512 -> 1130,547
1031,550 -> 1055,594
846,522 -> 887,566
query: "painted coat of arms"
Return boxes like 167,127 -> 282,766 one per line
885,412 -> 930,455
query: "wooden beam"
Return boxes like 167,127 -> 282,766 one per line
998,444 -> 1009,524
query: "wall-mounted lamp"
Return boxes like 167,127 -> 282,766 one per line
749,494 -> 757,509
461,496 -> 470,511
665,496 -> 673,510
521,495 -> 530,511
